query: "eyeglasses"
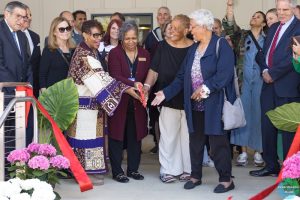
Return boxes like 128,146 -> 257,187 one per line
58,26 -> 72,33
89,32 -> 103,39
8,11 -> 28,21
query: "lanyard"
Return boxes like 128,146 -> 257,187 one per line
123,48 -> 137,78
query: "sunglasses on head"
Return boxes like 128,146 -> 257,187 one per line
89,32 -> 103,39
58,26 -> 72,33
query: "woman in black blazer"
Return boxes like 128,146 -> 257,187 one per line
39,17 -> 75,91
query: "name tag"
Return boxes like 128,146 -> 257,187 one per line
138,57 -> 146,62
128,77 -> 135,81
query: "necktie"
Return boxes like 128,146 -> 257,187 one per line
12,31 -> 21,54
268,23 -> 284,68
25,37 -> 31,58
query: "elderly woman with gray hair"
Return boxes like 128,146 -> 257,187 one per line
152,9 -> 236,193
107,20 -> 150,183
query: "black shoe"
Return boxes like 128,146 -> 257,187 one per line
127,171 -> 144,180
150,145 -> 158,154
213,182 -> 235,193
184,180 -> 202,190
249,167 -> 279,177
113,173 -> 129,183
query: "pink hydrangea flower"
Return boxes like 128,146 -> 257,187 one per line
282,151 -> 300,179
28,155 -> 50,170
50,155 -> 70,169
37,144 -> 57,157
7,149 -> 30,163
27,143 -> 57,157
26,142 -> 40,154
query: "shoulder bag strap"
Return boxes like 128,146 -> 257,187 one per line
248,31 -> 262,51
57,48 -> 70,66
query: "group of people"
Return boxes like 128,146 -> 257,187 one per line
1,0 -> 300,194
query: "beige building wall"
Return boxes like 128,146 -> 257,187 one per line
1,0 -> 300,48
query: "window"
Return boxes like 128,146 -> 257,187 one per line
91,13 -> 153,44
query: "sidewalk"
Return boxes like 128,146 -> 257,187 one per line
55,135 -> 282,200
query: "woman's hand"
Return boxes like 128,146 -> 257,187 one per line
191,85 -> 210,101
125,87 -> 141,101
292,38 -> 300,60
191,87 -> 202,102
151,91 -> 165,106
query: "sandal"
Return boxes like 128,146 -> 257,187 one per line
179,173 -> 191,182
160,174 -> 176,183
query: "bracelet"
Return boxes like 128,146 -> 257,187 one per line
144,83 -> 151,89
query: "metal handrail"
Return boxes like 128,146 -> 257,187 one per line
0,82 -> 31,90
0,97 -> 38,142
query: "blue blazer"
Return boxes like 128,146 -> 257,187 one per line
0,20 -> 32,93
164,34 -> 236,135
258,17 -> 300,97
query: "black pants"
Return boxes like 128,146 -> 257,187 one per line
261,83 -> 299,170
108,102 -> 141,177
190,111 -> 232,182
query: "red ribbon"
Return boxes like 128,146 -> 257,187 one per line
16,86 -> 93,192
249,124 -> 300,200
137,83 -> 147,108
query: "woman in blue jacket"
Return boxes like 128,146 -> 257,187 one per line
152,9 -> 236,193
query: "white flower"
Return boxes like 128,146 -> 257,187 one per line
31,181 -> 55,200
20,179 -> 41,190
0,196 -> 9,200
0,181 -> 21,198
200,85 -> 210,98
10,193 -> 31,200
34,181 -> 53,191
31,189 -> 56,200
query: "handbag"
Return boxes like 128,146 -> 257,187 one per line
215,37 -> 246,130
222,68 -> 246,130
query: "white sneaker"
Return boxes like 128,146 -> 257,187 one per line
236,152 -> 248,166
254,152 -> 264,167
203,157 -> 215,167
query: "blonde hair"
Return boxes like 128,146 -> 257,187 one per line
48,17 -> 76,50
173,14 -> 190,29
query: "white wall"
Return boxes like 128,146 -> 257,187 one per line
1,0 -> 300,49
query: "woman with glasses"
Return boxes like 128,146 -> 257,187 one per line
107,20 -> 150,183
39,17 -> 75,92
222,0 -> 267,167
67,20 -> 130,185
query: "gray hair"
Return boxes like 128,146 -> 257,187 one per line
119,20 -> 138,41
276,0 -> 297,8
157,6 -> 171,15
5,1 -> 27,12
189,9 -> 214,31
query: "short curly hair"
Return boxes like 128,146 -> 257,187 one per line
189,9 -> 214,31
81,20 -> 103,34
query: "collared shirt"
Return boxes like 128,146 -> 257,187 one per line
4,19 -> 21,52
266,16 -> 295,66
23,29 -> 34,54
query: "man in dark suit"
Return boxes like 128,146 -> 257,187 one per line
0,1 -> 32,179
0,1 -> 32,88
250,0 -> 300,177
22,6 -> 41,98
